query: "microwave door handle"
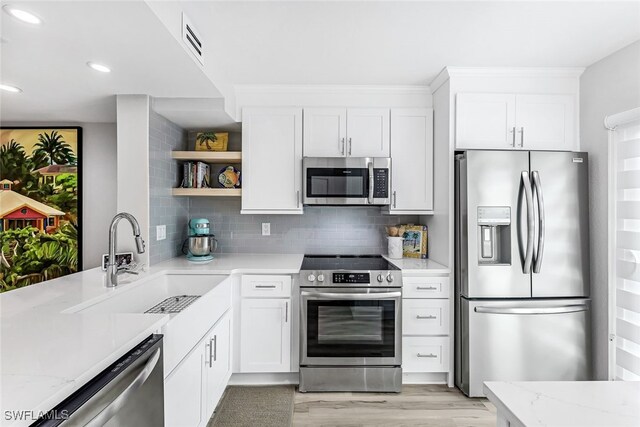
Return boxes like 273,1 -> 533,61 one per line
368,161 -> 374,204
301,291 -> 401,300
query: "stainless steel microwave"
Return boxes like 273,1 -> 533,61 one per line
303,157 -> 391,206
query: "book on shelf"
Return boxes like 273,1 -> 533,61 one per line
181,161 -> 211,189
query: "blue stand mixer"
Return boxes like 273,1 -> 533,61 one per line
182,218 -> 217,262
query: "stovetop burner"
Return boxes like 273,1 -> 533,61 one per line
301,255 -> 399,271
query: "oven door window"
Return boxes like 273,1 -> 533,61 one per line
306,300 -> 396,358
306,168 -> 368,198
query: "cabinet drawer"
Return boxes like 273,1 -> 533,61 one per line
403,336 -> 450,373
403,276 -> 450,299
241,275 -> 292,298
402,299 -> 449,335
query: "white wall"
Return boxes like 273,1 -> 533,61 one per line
116,95 -> 150,265
81,123 -> 117,268
580,40 -> 640,380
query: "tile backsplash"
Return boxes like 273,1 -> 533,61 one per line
189,198 -> 420,255
149,109 -> 189,265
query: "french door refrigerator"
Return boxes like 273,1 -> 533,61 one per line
455,150 -> 592,397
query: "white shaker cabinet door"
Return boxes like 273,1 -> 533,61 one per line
240,298 -> 291,373
455,93 -> 516,149
347,108 -> 390,157
515,94 -> 576,151
303,107 -> 347,157
390,108 -> 433,213
242,107 -> 303,214
164,343 -> 204,427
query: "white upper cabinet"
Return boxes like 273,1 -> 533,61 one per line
515,94 -> 575,150
242,107 -> 303,214
455,94 -> 516,149
389,108 -> 434,214
303,108 -> 347,157
455,93 -> 577,151
347,108 -> 390,157
303,107 -> 390,158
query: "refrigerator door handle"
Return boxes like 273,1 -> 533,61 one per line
532,170 -> 545,273
519,171 -> 535,273
474,304 -> 589,315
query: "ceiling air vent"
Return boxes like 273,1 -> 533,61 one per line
182,12 -> 204,66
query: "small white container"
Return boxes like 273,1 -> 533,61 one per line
388,236 -> 403,259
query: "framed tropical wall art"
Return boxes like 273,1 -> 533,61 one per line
0,127 -> 82,292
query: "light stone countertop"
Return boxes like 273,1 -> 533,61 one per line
384,256 -> 450,274
484,381 -> 640,427
0,253 -> 304,427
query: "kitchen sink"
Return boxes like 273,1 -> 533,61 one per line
69,273 -> 233,375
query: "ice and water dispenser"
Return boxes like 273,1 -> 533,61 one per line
477,207 -> 511,265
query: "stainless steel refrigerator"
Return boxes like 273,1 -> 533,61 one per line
455,150 -> 592,397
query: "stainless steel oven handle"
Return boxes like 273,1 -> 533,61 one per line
301,291 -> 401,300
85,348 -> 161,427
368,161 -> 374,204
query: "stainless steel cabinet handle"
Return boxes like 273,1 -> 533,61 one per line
208,338 -> 214,366
417,353 -> 437,358
392,190 -> 397,208
368,161 -> 374,204
532,171 -> 545,274
213,335 -> 217,362
510,126 -> 516,147
297,190 -> 300,208
520,171 -> 535,274
348,137 -> 352,156
255,284 -> 277,289
416,315 -> 437,319
285,301 -> 289,323
341,137 -> 345,155
416,286 -> 437,290
518,127 -> 524,147
85,348 -> 161,427
301,291 -> 401,300
474,304 -> 589,315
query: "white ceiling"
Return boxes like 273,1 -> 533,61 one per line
0,1 -> 221,123
193,0 -> 640,85
1,1 -> 639,125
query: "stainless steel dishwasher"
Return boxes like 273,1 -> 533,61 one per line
32,334 -> 164,427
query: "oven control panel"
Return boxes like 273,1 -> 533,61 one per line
333,272 -> 369,284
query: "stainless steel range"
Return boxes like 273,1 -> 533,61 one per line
299,255 -> 402,393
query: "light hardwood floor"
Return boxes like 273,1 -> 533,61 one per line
292,385 -> 497,427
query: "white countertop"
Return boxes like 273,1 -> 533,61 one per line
0,252 -> 303,426
384,256 -> 450,274
484,381 -> 640,427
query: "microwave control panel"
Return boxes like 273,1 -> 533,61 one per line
373,169 -> 389,198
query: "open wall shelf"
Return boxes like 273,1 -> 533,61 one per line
172,151 -> 242,162
172,188 -> 242,197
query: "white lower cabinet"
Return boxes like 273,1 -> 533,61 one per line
165,310 -> 232,427
240,298 -> 291,372
402,273 -> 452,378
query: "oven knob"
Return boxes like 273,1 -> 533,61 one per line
317,274 -> 325,282
386,274 -> 394,283
377,274 -> 384,283
307,274 -> 316,282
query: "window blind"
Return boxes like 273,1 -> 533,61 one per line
608,108 -> 640,380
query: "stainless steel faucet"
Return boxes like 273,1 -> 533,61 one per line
106,212 -> 145,287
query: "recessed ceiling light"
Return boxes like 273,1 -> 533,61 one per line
0,84 -> 23,93
3,5 -> 42,25
87,62 -> 111,73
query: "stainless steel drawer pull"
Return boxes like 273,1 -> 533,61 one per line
255,285 -> 277,289
416,315 -> 437,319
416,286 -> 438,290
213,335 -> 217,362
417,353 -> 437,358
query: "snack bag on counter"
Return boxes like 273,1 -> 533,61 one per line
402,225 -> 428,259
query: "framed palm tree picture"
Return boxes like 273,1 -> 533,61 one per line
0,127 -> 82,292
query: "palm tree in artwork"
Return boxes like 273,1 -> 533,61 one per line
33,131 -> 76,165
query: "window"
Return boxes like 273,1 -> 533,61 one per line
608,107 -> 640,380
